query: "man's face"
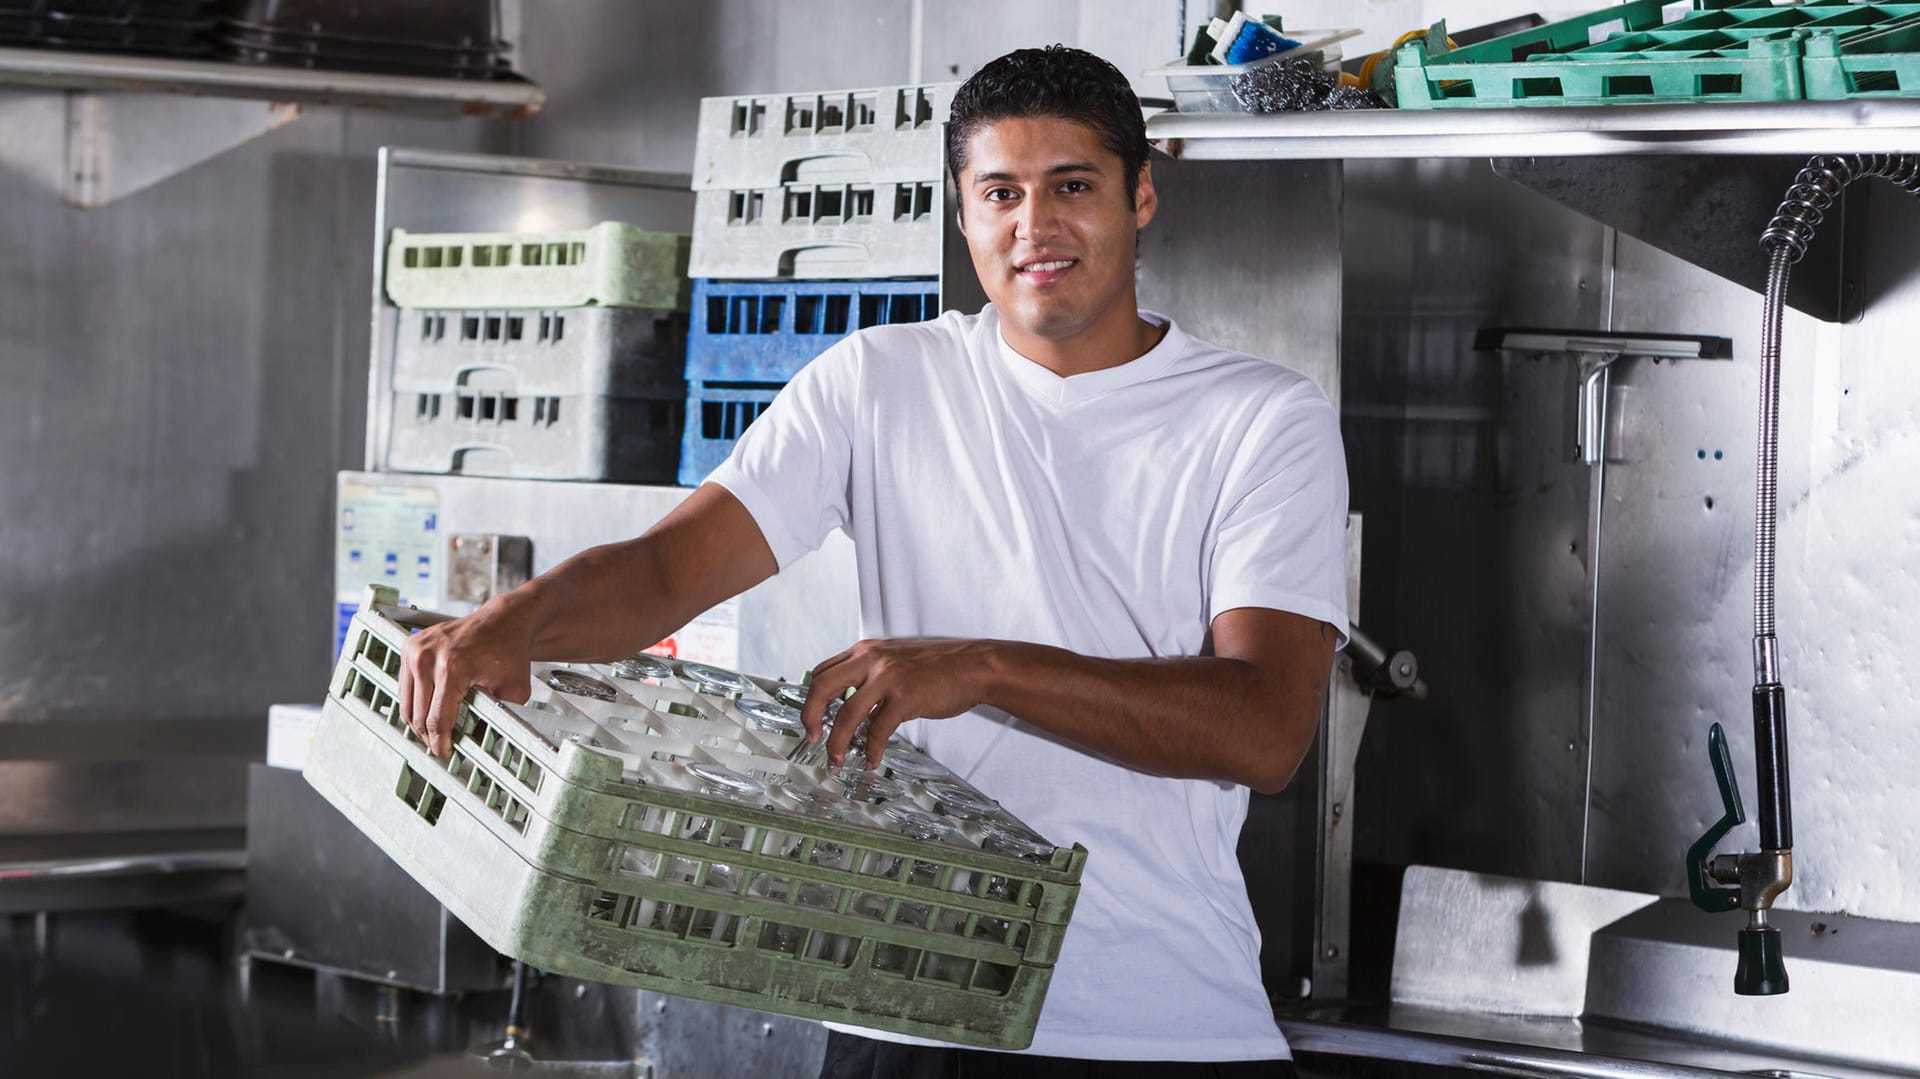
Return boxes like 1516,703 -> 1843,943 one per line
956,116 -> 1156,347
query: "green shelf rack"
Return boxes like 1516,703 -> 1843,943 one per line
1395,0 -> 1815,108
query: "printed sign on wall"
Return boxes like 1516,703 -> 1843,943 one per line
334,481 -> 442,659
643,596 -> 741,669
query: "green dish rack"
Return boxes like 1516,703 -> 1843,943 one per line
1801,4 -> 1920,97
305,586 -> 1087,1050
1396,0 -> 1813,108
385,221 -> 692,311
1397,0 -> 1920,108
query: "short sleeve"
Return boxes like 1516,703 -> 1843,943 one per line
703,338 -> 858,570
1206,389 -> 1350,647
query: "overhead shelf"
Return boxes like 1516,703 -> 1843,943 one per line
1147,100 -> 1920,322
1147,99 -> 1920,160
0,45 -> 544,207
0,43 -> 544,118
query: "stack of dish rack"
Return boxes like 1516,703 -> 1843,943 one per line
0,0 -> 219,57
678,82 -> 955,486
212,0 -> 515,78
380,221 -> 692,483
306,585 -> 1087,1049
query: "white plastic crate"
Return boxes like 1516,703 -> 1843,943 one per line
691,83 -> 956,192
385,389 -> 683,483
392,306 -> 687,400
688,182 -> 940,280
306,588 -> 1087,1049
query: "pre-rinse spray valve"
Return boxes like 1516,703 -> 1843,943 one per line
1688,153 -> 1920,997
1686,722 -> 1790,995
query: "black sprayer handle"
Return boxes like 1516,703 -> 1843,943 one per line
1751,684 -> 1792,852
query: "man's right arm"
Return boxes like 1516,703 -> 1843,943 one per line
398,483 -> 779,756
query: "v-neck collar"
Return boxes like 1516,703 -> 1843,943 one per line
986,305 -> 1183,408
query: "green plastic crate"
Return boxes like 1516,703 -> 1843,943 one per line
1395,0 -> 1810,108
385,222 -> 692,311
1802,4 -> 1920,97
305,586 -> 1087,1049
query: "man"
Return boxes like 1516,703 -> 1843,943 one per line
401,45 -> 1346,1078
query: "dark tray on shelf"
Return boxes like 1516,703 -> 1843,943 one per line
213,0 -> 501,51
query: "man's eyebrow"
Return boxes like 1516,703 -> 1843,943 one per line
971,161 -> 1101,183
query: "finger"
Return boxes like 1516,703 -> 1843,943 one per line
808,640 -> 878,698
798,682 -> 827,742
478,661 -> 532,706
826,685 -> 883,768
809,644 -> 857,682
862,703 -> 915,770
500,664 -> 532,705
397,640 -> 417,733
800,659 -> 860,741
426,674 -> 457,758
403,641 -> 434,743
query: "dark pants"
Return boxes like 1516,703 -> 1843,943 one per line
818,1031 -> 1301,1079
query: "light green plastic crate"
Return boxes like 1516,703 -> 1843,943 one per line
324,625 -> 1080,961
385,222 -> 692,311
305,586 -> 1087,1049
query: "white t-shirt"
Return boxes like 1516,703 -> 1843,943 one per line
707,304 -> 1348,1062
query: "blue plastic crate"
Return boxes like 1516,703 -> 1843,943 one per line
686,277 -> 939,383
678,380 -> 786,487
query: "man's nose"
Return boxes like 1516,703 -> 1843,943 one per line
1015,192 -> 1061,243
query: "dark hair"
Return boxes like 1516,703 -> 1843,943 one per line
946,45 -> 1150,207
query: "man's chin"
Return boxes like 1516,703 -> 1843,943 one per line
994,300 -> 1088,343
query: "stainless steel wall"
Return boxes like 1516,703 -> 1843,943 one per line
1344,159 -> 1611,886
1342,158 -> 1920,926
0,109 -> 510,725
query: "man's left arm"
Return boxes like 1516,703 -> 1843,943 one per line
801,606 -> 1336,796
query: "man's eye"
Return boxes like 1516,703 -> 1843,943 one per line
1061,180 -> 1090,194
984,188 -> 1016,202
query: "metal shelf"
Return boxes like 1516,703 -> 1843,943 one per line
0,44 -> 544,117
1147,100 -> 1920,322
1147,99 -> 1920,160
0,46 -> 545,207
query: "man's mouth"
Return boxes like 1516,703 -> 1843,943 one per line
1016,258 -> 1076,274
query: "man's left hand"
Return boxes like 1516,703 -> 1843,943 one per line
800,638 -> 998,768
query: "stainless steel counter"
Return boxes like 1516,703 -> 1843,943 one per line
1310,866 -> 1920,1079
1282,1007 -> 1916,1079
0,716 -> 258,915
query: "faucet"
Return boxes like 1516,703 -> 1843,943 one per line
1686,154 -> 1920,996
1685,719 -> 1791,995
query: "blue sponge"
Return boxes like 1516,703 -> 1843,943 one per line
1208,12 -> 1301,65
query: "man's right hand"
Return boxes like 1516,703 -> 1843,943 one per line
399,597 -> 538,758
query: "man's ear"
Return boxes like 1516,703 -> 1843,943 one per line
1133,161 -> 1158,230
